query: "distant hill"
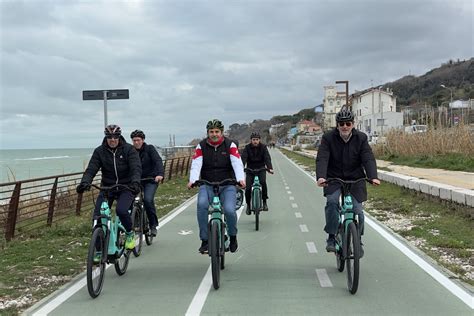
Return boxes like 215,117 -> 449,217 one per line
192,58 -> 474,144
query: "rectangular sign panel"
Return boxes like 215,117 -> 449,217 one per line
82,89 -> 129,100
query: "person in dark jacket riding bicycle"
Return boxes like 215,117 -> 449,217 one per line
187,119 -> 245,254
241,132 -> 274,214
130,129 -> 164,237
316,107 -> 380,258
76,124 -> 142,250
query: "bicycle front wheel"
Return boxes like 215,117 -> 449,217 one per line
210,221 -> 220,289
252,188 -> 262,231
87,227 -> 106,298
114,228 -> 130,276
131,206 -> 144,257
345,222 -> 360,294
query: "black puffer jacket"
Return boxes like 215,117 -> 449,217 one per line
81,136 -> 141,186
136,143 -> 164,182
316,128 -> 377,202
241,143 -> 273,169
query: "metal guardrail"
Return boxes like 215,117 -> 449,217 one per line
0,156 -> 192,241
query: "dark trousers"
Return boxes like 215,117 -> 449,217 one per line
245,170 -> 268,205
143,182 -> 159,228
94,189 -> 134,232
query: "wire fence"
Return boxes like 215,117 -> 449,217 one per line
0,156 -> 192,241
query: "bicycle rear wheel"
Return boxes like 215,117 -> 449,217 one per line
131,205 -> 144,257
114,228 -> 131,276
210,221 -> 220,289
345,222 -> 360,294
87,227 -> 106,298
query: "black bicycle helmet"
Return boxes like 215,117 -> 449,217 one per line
250,132 -> 261,139
206,119 -> 224,131
104,124 -> 122,136
335,107 -> 354,122
130,129 -> 145,139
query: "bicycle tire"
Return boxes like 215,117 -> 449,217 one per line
114,228 -> 130,276
144,213 -> 154,245
252,188 -> 262,231
345,222 -> 360,294
131,205 -> 144,257
210,221 -> 220,289
235,189 -> 244,210
86,227 -> 106,298
220,224 -> 226,270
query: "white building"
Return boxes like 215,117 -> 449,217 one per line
323,85 -> 347,129
351,88 -> 403,136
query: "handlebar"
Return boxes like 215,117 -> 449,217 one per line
191,178 -> 239,188
244,167 -> 273,174
90,183 -> 133,192
323,178 -> 374,185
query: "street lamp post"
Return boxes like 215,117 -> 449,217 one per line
440,84 -> 453,126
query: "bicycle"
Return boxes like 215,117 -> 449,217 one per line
244,167 -> 272,231
130,177 -> 157,257
192,178 -> 238,290
86,183 -> 133,298
235,187 -> 244,210
324,177 -> 372,295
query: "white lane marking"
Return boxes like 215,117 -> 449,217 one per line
281,151 -> 474,309
291,203 -> 298,208
295,212 -> 302,218
315,269 -> 333,287
186,205 -> 244,314
178,230 -> 193,235
289,196 -> 294,200
30,196 -> 198,316
287,191 -> 292,194
306,242 -> 318,253
285,186 -> 290,190
299,224 -> 309,232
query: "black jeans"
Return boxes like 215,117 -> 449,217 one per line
245,170 -> 268,205
143,182 -> 159,228
94,189 -> 134,232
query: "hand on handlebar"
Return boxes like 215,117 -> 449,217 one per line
370,179 -> 381,186
317,178 -> 327,187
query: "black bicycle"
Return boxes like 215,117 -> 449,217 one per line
192,178 -> 238,290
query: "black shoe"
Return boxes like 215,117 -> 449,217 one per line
150,227 -> 157,237
199,240 -> 208,254
359,242 -> 364,258
326,237 -> 336,253
229,236 -> 238,253
245,205 -> 251,215
263,202 -> 268,211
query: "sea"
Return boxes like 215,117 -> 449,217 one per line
0,148 -> 94,183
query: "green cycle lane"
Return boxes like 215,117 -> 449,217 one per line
27,149 -> 472,315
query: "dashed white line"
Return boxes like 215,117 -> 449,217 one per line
287,191 -> 292,194
295,212 -> 302,218
306,242 -> 318,253
299,224 -> 308,232
285,186 -> 290,190
315,269 -> 333,287
289,196 -> 294,200
291,203 -> 298,208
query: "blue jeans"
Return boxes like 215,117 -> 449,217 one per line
197,185 -> 237,241
94,189 -> 134,232
143,182 -> 159,228
324,189 -> 364,236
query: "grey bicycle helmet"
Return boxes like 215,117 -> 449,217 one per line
250,132 -> 261,139
130,129 -> 145,139
104,124 -> 122,136
335,107 -> 354,122
206,119 -> 224,131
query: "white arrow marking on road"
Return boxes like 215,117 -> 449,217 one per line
178,230 -> 193,235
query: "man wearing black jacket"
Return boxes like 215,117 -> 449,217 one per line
76,124 -> 142,250
130,129 -> 164,236
316,108 -> 380,257
241,132 -> 274,214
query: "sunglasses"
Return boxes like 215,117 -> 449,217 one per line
338,122 -> 353,127
106,135 -> 120,139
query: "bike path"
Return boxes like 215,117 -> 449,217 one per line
27,150 -> 473,315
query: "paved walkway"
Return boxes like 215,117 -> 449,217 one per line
297,148 -> 473,191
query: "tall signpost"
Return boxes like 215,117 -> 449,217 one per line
82,89 -> 129,127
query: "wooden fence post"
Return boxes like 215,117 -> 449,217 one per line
186,156 -> 191,175
168,158 -> 175,181
180,157 -> 185,176
76,192 -> 83,216
47,177 -> 58,226
5,182 -> 21,241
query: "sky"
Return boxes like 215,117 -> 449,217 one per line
0,0 -> 472,149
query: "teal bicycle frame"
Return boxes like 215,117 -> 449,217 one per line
95,200 -> 127,259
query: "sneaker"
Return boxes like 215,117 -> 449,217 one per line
125,231 -> 136,250
263,202 -> 268,211
150,227 -> 157,237
199,240 -> 208,254
93,251 -> 102,264
326,236 -> 336,253
229,235 -> 238,253
359,242 -> 364,258
245,204 -> 251,215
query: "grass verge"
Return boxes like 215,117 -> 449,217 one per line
280,149 -> 474,287
0,176 -> 196,315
